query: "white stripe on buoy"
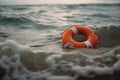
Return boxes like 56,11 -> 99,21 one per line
84,40 -> 93,48
70,27 -> 78,35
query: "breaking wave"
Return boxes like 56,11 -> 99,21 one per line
0,40 -> 120,80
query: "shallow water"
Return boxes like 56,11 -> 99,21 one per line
0,4 -> 120,80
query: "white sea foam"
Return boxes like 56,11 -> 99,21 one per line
46,54 -> 62,70
0,39 -> 32,54
0,40 -> 120,80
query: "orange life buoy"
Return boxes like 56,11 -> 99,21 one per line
62,25 -> 99,48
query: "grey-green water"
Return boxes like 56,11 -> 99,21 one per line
0,4 -> 120,80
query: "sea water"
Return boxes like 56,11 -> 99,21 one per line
0,4 -> 120,80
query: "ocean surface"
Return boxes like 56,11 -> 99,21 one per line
0,4 -> 120,80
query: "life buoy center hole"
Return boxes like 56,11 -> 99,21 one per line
73,34 -> 87,42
